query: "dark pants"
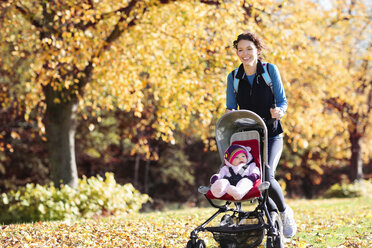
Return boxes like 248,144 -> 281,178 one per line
265,136 -> 287,212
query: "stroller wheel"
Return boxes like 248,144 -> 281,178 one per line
195,239 -> 206,248
186,239 -> 205,248
186,239 -> 194,248
266,212 -> 284,248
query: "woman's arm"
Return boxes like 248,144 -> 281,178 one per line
269,63 -> 288,119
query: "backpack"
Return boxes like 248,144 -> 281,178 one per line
233,62 -> 274,104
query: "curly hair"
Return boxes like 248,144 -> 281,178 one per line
233,32 -> 266,59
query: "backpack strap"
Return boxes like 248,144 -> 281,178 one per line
233,67 -> 240,96
233,63 -> 273,98
261,62 -> 275,105
261,62 -> 272,86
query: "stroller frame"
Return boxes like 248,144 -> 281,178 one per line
186,110 -> 284,248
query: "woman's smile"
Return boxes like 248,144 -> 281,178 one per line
236,40 -> 258,66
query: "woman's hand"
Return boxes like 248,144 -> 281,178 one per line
270,107 -> 283,120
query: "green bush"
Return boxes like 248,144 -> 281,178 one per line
0,173 -> 150,224
324,179 -> 372,198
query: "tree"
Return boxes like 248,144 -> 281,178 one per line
1,0 -> 228,187
2,0 -> 370,194
1,0 -> 160,187
323,0 -> 371,181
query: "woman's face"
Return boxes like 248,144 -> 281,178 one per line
236,40 -> 259,66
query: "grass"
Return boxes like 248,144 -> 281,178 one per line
287,197 -> 372,247
1,197 -> 371,247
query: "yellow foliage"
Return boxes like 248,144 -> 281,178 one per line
1,0 -> 371,166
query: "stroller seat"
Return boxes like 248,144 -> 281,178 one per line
205,130 -> 263,201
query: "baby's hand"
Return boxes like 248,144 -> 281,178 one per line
210,175 -> 219,184
246,173 -> 259,182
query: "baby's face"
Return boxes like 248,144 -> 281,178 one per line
232,153 -> 247,166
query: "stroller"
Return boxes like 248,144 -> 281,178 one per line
186,110 -> 284,248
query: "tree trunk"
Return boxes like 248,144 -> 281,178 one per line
144,158 -> 150,193
44,85 -> 79,188
134,154 -> 140,186
349,131 -> 363,182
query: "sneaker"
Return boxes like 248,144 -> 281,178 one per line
280,205 -> 297,238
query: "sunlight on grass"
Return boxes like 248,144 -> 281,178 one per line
0,198 -> 371,247
288,198 -> 372,247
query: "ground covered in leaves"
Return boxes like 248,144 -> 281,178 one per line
1,197 -> 371,247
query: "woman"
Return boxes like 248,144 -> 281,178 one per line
225,32 -> 297,238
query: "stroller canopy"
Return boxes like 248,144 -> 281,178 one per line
215,110 -> 268,165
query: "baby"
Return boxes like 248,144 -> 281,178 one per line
210,144 -> 260,200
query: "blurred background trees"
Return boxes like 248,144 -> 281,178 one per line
1,0 -> 371,202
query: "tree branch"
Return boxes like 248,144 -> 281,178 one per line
73,0 -> 141,93
14,4 -> 43,29
325,97 -> 359,125
327,0 -> 355,28
241,0 -> 279,25
200,0 -> 220,5
77,0 -> 224,92
79,0 -> 141,30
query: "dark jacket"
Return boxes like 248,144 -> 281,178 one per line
233,60 -> 283,137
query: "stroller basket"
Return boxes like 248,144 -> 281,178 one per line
207,224 -> 265,248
